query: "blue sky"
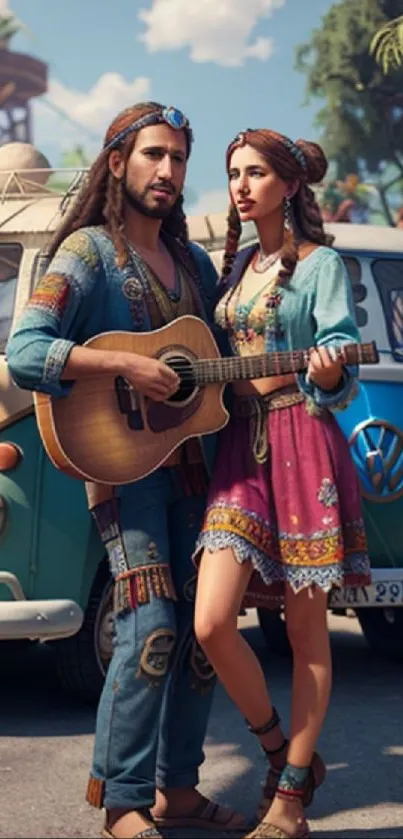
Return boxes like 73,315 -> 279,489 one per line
3,0 -> 337,212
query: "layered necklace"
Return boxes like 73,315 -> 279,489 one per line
253,247 -> 282,274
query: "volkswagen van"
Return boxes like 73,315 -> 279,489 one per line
0,155 -> 402,702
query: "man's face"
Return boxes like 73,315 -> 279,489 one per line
122,123 -> 188,219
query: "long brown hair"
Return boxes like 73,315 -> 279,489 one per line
47,102 -> 192,266
222,129 -> 333,284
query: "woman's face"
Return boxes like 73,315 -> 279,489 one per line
228,143 -> 288,223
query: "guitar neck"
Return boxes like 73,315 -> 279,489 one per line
193,342 -> 378,385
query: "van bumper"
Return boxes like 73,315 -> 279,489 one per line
0,572 -> 83,640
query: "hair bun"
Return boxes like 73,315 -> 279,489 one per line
295,139 -> 328,185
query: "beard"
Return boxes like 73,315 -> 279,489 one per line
123,179 -> 176,220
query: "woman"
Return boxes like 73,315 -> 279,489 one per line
193,129 -> 371,839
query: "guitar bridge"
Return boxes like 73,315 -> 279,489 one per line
115,376 -> 144,430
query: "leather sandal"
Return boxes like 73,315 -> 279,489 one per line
102,808 -> 163,839
244,818 -> 310,838
153,797 -> 246,832
102,827 -> 162,839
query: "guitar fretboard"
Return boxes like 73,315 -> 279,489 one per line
190,342 -> 378,385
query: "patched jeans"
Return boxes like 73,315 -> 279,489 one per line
87,467 -> 216,811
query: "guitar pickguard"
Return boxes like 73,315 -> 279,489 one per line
146,391 -> 203,433
115,377 -> 144,430
115,374 -> 203,434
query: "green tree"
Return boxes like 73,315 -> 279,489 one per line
295,0 -> 403,225
61,146 -> 92,168
371,14 -> 403,73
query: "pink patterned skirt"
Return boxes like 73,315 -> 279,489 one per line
194,388 -> 371,609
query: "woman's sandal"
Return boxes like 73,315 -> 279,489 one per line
244,818 -> 310,839
258,749 -> 326,819
247,709 -> 326,820
245,762 -> 312,839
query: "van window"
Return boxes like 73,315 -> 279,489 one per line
372,259 -> 403,362
0,243 -> 23,352
342,256 -> 368,327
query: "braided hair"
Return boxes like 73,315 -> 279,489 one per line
221,129 -> 333,286
47,102 -> 192,266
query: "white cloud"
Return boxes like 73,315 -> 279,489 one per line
189,189 -> 229,214
138,0 -> 285,67
32,73 -> 151,159
0,0 -> 12,13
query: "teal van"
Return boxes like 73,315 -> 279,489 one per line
1,160 -> 402,702
0,160 -> 112,702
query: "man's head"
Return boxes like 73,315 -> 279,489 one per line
108,118 -> 189,221
49,102 -> 194,263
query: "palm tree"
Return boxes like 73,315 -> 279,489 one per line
0,14 -> 22,48
370,15 -> 403,74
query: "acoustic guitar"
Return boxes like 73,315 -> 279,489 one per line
33,315 -> 379,485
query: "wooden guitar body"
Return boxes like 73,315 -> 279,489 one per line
33,317 -> 228,485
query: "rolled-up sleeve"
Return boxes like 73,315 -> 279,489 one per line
6,229 -> 101,398
298,250 -> 360,410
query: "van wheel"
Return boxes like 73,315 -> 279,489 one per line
54,559 -> 114,703
356,607 -> 403,664
257,608 -> 291,657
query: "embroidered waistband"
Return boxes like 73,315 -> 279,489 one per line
234,385 -> 304,419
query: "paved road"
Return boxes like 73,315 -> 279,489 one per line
1,612 -> 402,838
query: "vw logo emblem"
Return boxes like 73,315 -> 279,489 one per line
349,419 -> 403,503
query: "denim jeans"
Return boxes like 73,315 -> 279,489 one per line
89,467 -> 216,810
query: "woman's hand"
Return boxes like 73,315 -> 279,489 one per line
307,346 -> 343,392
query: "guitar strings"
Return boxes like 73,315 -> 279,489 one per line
165,344 -> 378,382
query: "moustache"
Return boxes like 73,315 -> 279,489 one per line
148,181 -> 176,196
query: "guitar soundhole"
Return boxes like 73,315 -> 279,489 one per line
166,355 -> 197,403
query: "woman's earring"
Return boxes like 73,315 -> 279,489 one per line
284,196 -> 293,231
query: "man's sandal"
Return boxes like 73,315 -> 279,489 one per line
153,797 -> 246,833
102,827 -> 162,839
102,809 -> 163,839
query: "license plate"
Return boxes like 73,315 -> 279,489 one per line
329,580 -> 403,608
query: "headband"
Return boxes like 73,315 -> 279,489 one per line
104,106 -> 193,151
230,129 -> 307,172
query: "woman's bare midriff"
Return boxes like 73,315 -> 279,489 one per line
233,372 -> 297,397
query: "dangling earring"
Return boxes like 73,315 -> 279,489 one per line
284,196 -> 293,231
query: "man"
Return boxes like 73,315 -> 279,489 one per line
6,102 -> 244,839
